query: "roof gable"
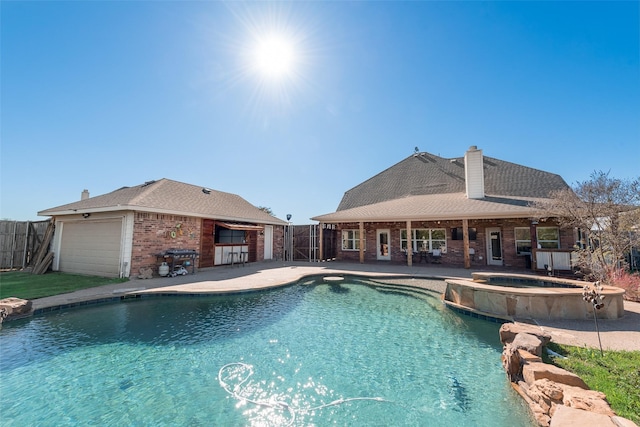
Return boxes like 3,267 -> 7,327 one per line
337,151 -> 569,211
38,178 -> 287,225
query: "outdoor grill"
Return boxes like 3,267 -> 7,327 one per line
156,249 -> 199,275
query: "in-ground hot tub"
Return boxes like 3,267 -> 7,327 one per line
444,272 -> 625,320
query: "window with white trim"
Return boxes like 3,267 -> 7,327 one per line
342,230 -> 365,251
401,229 -> 446,252
536,227 -> 560,249
514,227 -> 532,255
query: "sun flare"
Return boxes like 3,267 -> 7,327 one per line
218,3 -> 320,116
253,34 -> 295,79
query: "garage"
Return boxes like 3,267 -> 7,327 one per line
58,219 -> 123,277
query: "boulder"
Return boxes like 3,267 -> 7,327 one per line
138,267 -> 153,279
611,416 -> 640,427
502,344 -> 544,382
533,378 -> 564,401
562,385 -> 613,416
499,322 -> 552,346
0,297 -> 33,320
526,384 -> 554,414
524,379 -> 565,419
512,332 -> 545,357
498,322 -> 638,427
515,381 -> 552,427
550,405 -> 617,427
500,323 -> 551,346
532,405 -> 552,427
502,342 -> 522,381
523,362 -> 589,389
518,349 -> 542,363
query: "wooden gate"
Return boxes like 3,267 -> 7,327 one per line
291,224 -> 337,262
0,220 -> 51,270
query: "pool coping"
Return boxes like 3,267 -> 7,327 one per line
32,272 -> 451,315
28,262 -> 469,314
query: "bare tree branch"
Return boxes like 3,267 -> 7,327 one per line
532,171 -> 640,283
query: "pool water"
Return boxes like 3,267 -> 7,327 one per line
0,277 -> 534,426
484,277 -> 580,288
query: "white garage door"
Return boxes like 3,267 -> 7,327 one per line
59,220 -> 123,277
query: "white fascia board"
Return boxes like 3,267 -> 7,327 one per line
314,211 -> 540,224
44,205 -> 288,226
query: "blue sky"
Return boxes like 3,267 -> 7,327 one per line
2,1 -> 638,224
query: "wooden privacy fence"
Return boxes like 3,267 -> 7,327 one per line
0,220 -> 52,270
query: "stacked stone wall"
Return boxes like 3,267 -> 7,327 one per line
499,323 -> 636,427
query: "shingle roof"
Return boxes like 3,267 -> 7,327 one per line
312,192 -> 545,222
38,178 -> 287,225
336,151 -> 569,211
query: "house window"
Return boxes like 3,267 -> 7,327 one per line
216,227 -> 245,243
401,229 -> 446,252
342,230 -> 365,251
514,227 -> 532,255
451,227 -> 477,240
536,227 -> 560,249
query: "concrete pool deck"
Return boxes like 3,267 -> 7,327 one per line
30,260 -> 640,351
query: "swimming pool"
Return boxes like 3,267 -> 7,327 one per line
0,277 -> 534,426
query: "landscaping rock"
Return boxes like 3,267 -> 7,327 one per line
502,333 -> 546,381
499,329 -> 637,427
512,332 -> 545,357
562,385 -> 613,416
0,297 -> 33,320
502,342 -> 522,381
611,416 -> 640,427
499,322 -> 552,346
550,405 -> 617,427
518,349 -> 542,363
515,381 -> 552,426
138,267 -> 153,279
533,378 -> 564,401
523,362 -> 589,390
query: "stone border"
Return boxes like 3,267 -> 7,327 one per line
499,323 -> 637,427
0,298 -> 32,325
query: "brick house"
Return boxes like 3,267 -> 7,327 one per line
38,179 -> 287,278
312,146 -> 576,272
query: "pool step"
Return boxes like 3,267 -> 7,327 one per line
364,281 -> 437,300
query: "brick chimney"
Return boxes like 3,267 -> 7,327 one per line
81,189 -> 90,200
464,146 -> 485,199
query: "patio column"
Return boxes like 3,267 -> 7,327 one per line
359,221 -> 365,263
463,218 -> 471,269
406,220 -> 413,266
530,221 -> 539,271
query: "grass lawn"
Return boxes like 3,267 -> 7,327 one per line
544,342 -> 640,424
0,271 -> 128,300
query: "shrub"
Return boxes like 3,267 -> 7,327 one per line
610,270 -> 640,302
